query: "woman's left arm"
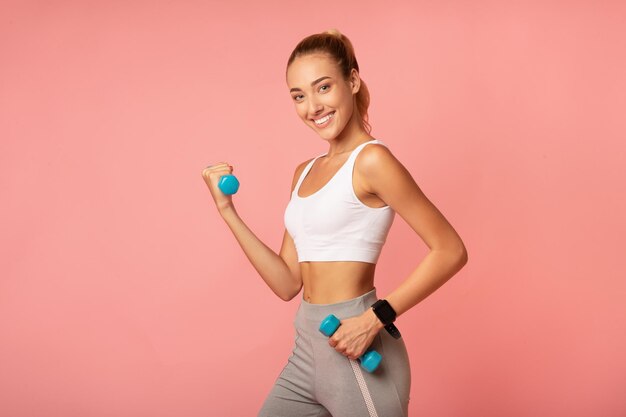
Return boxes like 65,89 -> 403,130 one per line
328,144 -> 468,359
363,143 -> 469,318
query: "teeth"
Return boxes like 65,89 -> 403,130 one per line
314,111 -> 335,125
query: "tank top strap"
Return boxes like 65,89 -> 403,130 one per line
344,139 -> 388,170
294,154 -> 325,194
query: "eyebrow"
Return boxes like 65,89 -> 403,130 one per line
289,76 -> 332,93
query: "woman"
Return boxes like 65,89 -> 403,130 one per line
203,29 -> 468,417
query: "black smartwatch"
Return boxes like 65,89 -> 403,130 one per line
371,299 -> 402,339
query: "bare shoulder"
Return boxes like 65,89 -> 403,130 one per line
356,141 -> 422,202
355,142 -> 406,191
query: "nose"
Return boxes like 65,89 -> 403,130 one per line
308,97 -> 324,119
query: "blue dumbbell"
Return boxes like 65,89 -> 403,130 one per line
206,164 -> 240,195
319,314 -> 382,373
218,174 -> 240,195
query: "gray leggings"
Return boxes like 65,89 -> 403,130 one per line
258,288 -> 411,417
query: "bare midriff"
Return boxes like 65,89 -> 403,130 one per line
300,261 -> 377,304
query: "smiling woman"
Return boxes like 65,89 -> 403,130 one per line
253,29 -> 467,417
203,28 -> 467,417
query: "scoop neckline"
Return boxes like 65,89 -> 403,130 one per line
295,139 -> 378,199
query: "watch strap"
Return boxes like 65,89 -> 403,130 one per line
384,322 -> 402,339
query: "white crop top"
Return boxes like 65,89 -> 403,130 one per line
283,139 -> 395,263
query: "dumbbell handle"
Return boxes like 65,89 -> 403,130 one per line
319,314 -> 382,373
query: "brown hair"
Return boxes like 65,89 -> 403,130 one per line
286,28 -> 372,134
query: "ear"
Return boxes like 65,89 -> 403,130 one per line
350,68 -> 361,94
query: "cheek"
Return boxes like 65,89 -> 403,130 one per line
294,106 -> 306,119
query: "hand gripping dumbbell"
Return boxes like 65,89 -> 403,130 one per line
206,164 -> 240,195
319,314 -> 382,373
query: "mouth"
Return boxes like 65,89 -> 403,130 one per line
312,111 -> 336,128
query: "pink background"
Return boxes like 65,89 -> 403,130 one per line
1,1 -> 624,416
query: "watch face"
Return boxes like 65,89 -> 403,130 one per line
373,300 -> 396,324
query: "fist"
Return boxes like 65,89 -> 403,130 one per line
202,162 -> 235,211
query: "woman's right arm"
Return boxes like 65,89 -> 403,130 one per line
204,161 -> 308,301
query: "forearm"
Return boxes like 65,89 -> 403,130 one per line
219,205 -> 300,301
383,247 -> 468,318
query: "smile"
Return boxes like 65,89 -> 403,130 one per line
314,111 -> 335,126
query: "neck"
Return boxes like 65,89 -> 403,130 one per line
324,115 -> 373,158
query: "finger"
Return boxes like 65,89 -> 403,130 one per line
204,162 -> 230,171
202,165 -> 233,178
213,164 -> 233,173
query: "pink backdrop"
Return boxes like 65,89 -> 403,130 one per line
1,1 -> 624,416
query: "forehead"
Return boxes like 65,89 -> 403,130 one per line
286,53 -> 340,88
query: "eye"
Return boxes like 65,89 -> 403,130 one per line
292,85 -> 329,102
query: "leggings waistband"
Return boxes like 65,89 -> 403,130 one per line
297,288 -> 379,322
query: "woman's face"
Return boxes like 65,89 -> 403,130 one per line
286,53 -> 360,140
